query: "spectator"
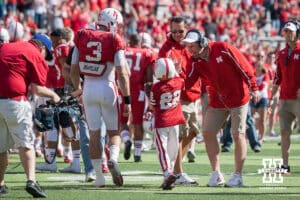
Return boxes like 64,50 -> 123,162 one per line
251,51 -> 270,144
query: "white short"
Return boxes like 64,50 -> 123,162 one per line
83,77 -> 119,131
0,99 -> 35,153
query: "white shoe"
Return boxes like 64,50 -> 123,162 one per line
142,144 -> 150,152
195,133 -> 204,143
85,172 -> 96,182
175,173 -> 198,186
207,171 -> 225,187
151,143 -> 156,150
108,160 -> 123,186
225,173 -> 243,187
59,163 -> 81,174
36,163 -> 57,172
93,175 -> 105,187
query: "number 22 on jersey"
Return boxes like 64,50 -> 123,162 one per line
160,90 -> 181,110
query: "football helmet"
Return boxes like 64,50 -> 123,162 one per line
0,26 -> 9,43
7,20 -> 24,42
143,111 -> 154,134
98,8 -> 123,33
154,58 -> 177,79
139,32 -> 152,48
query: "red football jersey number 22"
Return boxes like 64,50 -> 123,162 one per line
160,90 -> 181,110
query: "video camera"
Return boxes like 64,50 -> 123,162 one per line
34,96 -> 83,132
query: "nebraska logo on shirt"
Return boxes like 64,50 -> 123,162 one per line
294,54 -> 299,60
216,56 -> 223,63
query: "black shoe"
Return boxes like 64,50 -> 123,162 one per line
278,142 -> 281,146
160,174 -> 177,190
187,151 -> 196,163
134,155 -> 141,162
252,145 -> 261,153
0,185 -> 8,197
124,140 -> 132,160
25,180 -> 47,198
221,146 -> 230,152
280,165 -> 291,174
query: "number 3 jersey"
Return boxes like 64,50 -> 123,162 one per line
150,77 -> 186,128
74,29 -> 125,80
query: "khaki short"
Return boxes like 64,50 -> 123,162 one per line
278,99 -> 300,132
203,103 -> 248,134
179,100 -> 200,138
0,99 -> 34,153
201,93 -> 209,116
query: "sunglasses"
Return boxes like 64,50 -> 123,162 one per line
171,30 -> 185,34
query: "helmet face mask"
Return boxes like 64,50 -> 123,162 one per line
154,58 -> 177,80
98,8 -> 123,33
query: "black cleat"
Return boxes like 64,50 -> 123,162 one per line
124,140 -> 132,160
280,165 -> 291,174
25,180 -> 47,198
221,146 -> 230,152
160,174 -> 177,190
134,155 -> 142,162
0,185 -> 8,197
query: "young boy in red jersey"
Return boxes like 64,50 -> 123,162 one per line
150,58 -> 186,190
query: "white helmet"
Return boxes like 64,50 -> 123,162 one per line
143,111 -> 154,134
7,21 -> 24,42
154,58 -> 177,79
98,8 -> 123,33
0,26 -> 10,43
139,32 -> 152,48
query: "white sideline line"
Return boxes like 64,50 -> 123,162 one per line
47,170 -> 262,183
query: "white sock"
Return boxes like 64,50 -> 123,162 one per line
134,140 -> 143,156
72,150 -> 81,166
109,145 -> 120,162
91,159 -> 103,179
57,134 -> 63,150
163,170 -> 169,178
121,130 -> 131,143
63,144 -> 71,158
102,152 -> 107,164
34,137 -> 42,150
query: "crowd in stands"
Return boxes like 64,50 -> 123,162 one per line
0,0 -> 299,52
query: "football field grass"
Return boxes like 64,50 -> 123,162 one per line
3,135 -> 300,200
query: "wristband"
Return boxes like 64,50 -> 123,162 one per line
124,96 -> 131,104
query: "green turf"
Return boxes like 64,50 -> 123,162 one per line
3,135 -> 300,200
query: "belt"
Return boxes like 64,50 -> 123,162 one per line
0,96 -> 28,101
